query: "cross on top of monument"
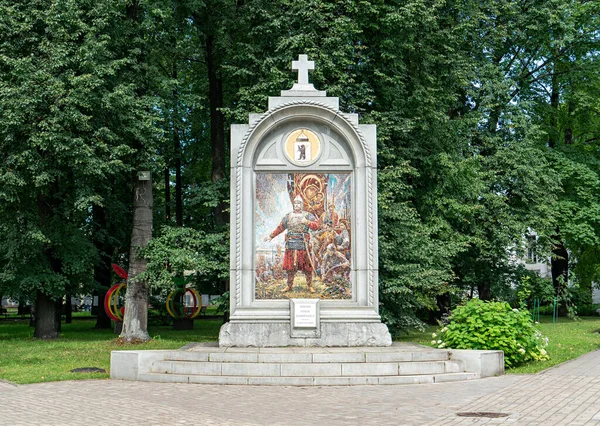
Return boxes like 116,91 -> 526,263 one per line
292,54 -> 314,86
280,54 -> 326,97
285,54 -> 325,94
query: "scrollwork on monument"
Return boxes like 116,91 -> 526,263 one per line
234,101 -> 374,306
366,166 -> 375,307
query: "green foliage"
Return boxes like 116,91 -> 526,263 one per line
0,0 -> 159,303
378,162 -> 459,331
139,225 -> 228,294
1,0 -> 599,333
213,291 -> 230,316
516,274 -> 555,308
147,294 -> 171,326
435,299 -> 549,368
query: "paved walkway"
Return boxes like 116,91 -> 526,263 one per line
1,350 -> 599,425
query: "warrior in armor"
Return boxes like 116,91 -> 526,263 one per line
320,202 -> 339,230
322,243 -> 350,283
264,197 -> 319,293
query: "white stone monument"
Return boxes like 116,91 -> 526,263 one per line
219,54 -> 391,347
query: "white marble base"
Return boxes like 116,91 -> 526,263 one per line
110,342 -> 505,385
218,321 -> 392,347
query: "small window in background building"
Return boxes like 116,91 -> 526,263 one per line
527,235 -> 537,263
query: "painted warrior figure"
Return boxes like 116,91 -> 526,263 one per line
264,197 -> 319,293
322,243 -> 350,283
320,201 -> 339,230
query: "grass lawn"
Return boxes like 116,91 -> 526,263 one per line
0,316 -> 222,384
395,316 -> 600,374
509,316 -> 600,374
1,315 -> 598,384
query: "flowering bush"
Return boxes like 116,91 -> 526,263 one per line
433,299 -> 549,368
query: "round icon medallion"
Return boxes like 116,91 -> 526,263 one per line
284,129 -> 321,166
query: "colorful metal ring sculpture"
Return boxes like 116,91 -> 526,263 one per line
166,288 -> 202,320
104,283 -> 126,321
104,264 -> 128,322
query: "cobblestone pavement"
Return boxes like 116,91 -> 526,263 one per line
1,351 -> 599,426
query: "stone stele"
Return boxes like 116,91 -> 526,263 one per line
220,54 -> 391,347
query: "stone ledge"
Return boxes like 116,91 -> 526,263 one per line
448,349 -> 505,378
218,321 -> 392,347
111,344 -> 504,385
134,372 -> 480,386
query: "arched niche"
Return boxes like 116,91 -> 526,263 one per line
230,101 -> 378,318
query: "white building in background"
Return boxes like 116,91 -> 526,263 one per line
521,232 -> 600,305
522,233 -> 551,279
593,287 -> 600,304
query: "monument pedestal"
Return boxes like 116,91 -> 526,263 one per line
110,342 -> 504,385
225,54 -> 389,349
219,321 -> 391,347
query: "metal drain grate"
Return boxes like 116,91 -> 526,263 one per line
456,412 -> 509,418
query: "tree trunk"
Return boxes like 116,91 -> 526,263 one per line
17,298 -> 26,316
548,62 -> 560,148
206,34 -> 228,226
34,291 -> 61,339
121,172 -> 153,342
164,166 -> 171,223
174,137 -> 183,226
94,289 -> 112,329
173,66 -> 183,227
65,293 -> 72,324
36,189 -> 62,338
548,60 -> 569,316
477,284 -> 491,301
92,205 -> 113,329
551,235 -> 569,316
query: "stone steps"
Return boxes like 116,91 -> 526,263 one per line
151,359 -> 464,376
138,372 -> 479,386
110,343 -> 504,385
137,344 -> 481,386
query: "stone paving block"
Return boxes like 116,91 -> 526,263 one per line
225,347 -> 264,352
365,352 -> 413,363
151,360 -> 174,374
171,361 -> 222,376
209,352 -> 260,363
444,361 -> 465,373
166,351 -> 210,362
222,362 -> 281,376
412,350 -> 450,362
323,347 -> 370,353
313,376 -> 379,386
188,375 -> 249,385
248,376 -> 314,386
8,345 -> 600,425
341,362 -> 398,376
398,361 -> 446,375
257,353 -> 313,363
378,375 -> 434,385
433,373 -> 479,383
137,373 -> 189,383
280,363 -> 342,377
312,353 -> 365,363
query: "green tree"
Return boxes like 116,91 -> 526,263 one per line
0,0 -> 158,338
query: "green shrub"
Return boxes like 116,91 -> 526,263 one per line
576,304 -> 600,316
537,303 -> 600,317
148,295 -> 171,326
434,299 -> 549,368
